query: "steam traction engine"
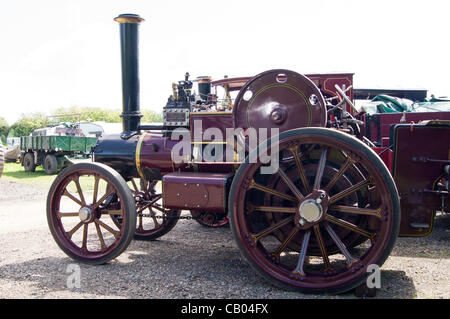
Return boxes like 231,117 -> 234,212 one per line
46,14 -> 449,294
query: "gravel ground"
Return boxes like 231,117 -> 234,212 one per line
0,179 -> 449,299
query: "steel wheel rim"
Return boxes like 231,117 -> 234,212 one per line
49,168 -> 128,260
231,130 -> 397,291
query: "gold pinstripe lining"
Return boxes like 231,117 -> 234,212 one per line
135,132 -> 148,180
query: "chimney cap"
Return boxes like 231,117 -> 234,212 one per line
114,13 -> 144,24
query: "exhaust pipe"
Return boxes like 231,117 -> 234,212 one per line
114,14 -> 144,139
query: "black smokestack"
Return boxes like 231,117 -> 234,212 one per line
114,13 -> 144,138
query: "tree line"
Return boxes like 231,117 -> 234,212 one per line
0,106 -> 163,144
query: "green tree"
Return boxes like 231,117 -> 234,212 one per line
0,117 -> 9,144
9,107 -> 163,138
52,106 -> 122,123
52,106 -> 163,123
9,113 -> 48,137
141,109 -> 163,123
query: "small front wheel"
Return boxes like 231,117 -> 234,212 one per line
47,162 -> 136,264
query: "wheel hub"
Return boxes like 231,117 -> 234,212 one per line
299,199 -> 323,223
79,207 -> 93,222
295,190 -> 328,227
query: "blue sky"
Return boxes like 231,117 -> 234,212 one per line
1,0 -> 449,124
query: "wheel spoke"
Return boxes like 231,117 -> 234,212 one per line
66,221 -> 84,239
329,178 -> 372,204
277,168 -> 304,200
130,179 -> 139,193
292,230 -> 311,276
313,225 -> 333,271
272,227 -> 299,259
57,212 -> 79,218
63,189 -> 83,207
329,205 -> 382,218
148,194 -> 163,206
249,179 -> 297,203
248,204 -> 296,214
324,223 -> 358,266
95,219 -> 120,238
313,148 -> 328,190
288,146 -> 310,194
93,176 -> 100,204
149,208 -> 160,226
150,205 -> 167,214
250,216 -> 294,244
150,194 -> 163,201
137,213 -> 144,231
147,180 -> 157,191
324,155 -> 355,192
100,210 -> 123,215
325,214 -> 375,240
93,186 -> 115,209
94,222 -> 107,250
74,177 -> 86,206
137,203 -> 151,214
81,224 -> 88,250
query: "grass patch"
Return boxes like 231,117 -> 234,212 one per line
1,162 -> 139,193
2,162 -> 145,201
2,162 -> 57,188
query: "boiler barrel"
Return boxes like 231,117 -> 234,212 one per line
93,134 -> 140,179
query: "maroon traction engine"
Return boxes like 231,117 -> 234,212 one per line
46,14 -> 449,294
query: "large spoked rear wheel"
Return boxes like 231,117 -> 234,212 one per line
47,162 -> 136,265
229,128 -> 400,294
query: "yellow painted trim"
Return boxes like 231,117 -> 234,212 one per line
190,112 -> 232,116
114,16 -> 144,24
322,77 -> 352,98
135,132 -> 147,180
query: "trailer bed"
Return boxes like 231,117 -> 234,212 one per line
20,135 -> 97,153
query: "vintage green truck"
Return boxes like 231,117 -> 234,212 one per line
20,125 -> 97,174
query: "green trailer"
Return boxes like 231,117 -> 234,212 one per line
20,135 -> 97,174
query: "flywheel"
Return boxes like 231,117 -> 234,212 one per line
233,69 -> 327,136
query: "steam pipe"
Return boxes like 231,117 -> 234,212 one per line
114,14 -> 144,139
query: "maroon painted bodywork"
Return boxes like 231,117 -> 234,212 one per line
138,132 -> 191,180
135,71 -> 449,239
306,73 -> 354,114
162,172 -> 232,212
391,122 -> 450,236
362,111 -> 450,147
211,72 -> 354,106
190,111 -> 233,143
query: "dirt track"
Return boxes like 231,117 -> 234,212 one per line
0,179 -> 449,299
